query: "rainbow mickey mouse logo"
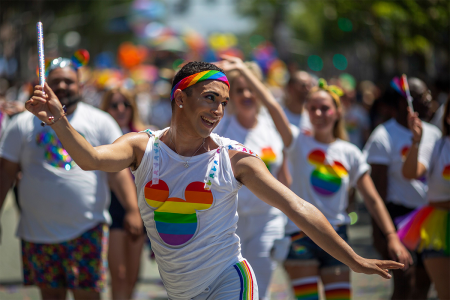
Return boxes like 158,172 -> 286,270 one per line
308,149 -> 348,196
144,180 -> 213,246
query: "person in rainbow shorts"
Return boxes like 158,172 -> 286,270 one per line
26,61 -> 403,300
216,56 -> 412,300
400,96 -> 450,299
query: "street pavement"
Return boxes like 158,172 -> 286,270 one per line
0,192 -> 437,300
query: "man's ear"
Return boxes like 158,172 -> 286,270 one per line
174,89 -> 185,107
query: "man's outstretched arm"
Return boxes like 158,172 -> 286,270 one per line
26,84 -> 147,172
230,151 -> 403,279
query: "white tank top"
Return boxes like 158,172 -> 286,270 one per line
132,128 -> 257,300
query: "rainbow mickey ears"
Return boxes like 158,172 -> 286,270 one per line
71,49 -> 90,68
318,78 -> 344,97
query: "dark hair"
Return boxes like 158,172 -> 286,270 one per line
443,95 -> 450,137
171,62 -> 224,109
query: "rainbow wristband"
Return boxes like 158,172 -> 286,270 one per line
170,70 -> 230,101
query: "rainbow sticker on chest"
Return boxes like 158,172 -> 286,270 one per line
308,149 -> 348,196
144,180 -> 213,246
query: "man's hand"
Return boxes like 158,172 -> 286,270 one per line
407,107 -> 422,143
25,83 -> 64,124
123,209 -> 144,238
350,256 -> 404,279
387,235 -> 413,269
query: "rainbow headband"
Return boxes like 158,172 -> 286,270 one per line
170,70 -> 230,101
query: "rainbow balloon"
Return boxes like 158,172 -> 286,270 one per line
145,180 -> 213,246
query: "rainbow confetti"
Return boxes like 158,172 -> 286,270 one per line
145,180 -> 213,246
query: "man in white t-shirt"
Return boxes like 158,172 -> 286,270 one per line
283,71 -> 314,132
0,59 -> 142,300
363,78 -> 441,300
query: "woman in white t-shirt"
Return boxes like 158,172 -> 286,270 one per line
400,97 -> 450,299
214,62 -> 288,300
25,60 -> 405,300
218,56 -> 411,300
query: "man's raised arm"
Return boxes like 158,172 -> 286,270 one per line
26,84 -> 146,172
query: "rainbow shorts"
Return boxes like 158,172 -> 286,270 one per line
21,223 -> 108,291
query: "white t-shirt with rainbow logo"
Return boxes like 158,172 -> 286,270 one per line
285,125 -> 370,234
133,129 -> 259,300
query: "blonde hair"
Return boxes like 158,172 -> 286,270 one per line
226,61 -> 263,115
307,79 -> 348,141
100,87 -> 145,132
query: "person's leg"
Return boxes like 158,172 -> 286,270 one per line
284,262 -> 320,300
320,266 -> 351,300
39,288 -> 68,300
423,257 -> 450,300
21,240 -> 68,300
244,214 -> 285,300
410,258 -> 431,300
192,259 -> 259,300
108,229 -> 128,300
72,289 -> 100,300
124,232 -> 147,298
66,223 -> 109,300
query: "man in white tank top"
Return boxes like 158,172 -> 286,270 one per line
26,61 -> 404,299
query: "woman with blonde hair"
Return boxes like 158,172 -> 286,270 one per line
218,56 -> 411,300
214,61 -> 290,300
100,88 -> 148,300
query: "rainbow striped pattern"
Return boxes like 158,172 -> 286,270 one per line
391,75 -> 409,99
36,131 -> 74,170
324,282 -> 351,300
442,164 -> 450,181
260,147 -> 277,171
144,180 -> 213,246
397,206 -> 450,255
170,70 -> 230,101
71,49 -> 90,68
292,276 -> 319,300
308,149 -> 348,196
233,260 -> 255,300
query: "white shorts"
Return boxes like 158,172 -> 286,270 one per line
236,213 -> 285,300
190,259 -> 258,300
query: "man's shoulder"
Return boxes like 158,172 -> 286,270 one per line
422,121 -> 442,138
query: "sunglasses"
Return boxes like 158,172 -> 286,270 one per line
110,102 -> 132,109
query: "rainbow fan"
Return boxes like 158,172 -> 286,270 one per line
71,49 -> 90,68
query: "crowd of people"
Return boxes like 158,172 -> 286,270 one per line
0,50 -> 448,300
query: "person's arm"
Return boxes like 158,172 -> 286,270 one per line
370,164 -> 388,201
402,109 -> 427,179
216,56 -> 294,147
0,158 -> 20,212
357,172 -> 413,268
26,84 -> 147,172
230,151 -> 403,278
108,169 -> 143,237
277,154 -> 292,187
